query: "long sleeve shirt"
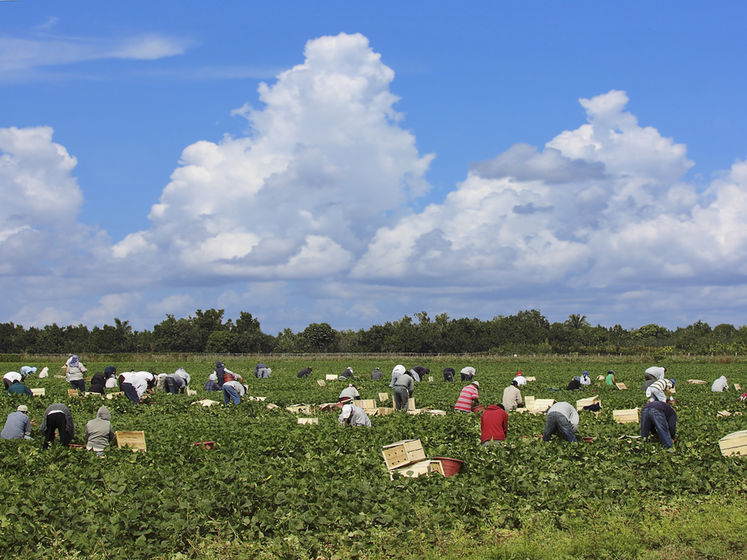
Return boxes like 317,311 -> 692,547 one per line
393,374 -> 414,395
546,402 -> 579,431
1,411 -> 31,439
454,383 -> 479,412
502,385 -> 523,412
480,405 -> 508,442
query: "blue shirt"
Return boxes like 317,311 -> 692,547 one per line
1,411 -> 31,439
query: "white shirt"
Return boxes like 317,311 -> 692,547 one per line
3,372 -> 22,384
711,376 -> 728,392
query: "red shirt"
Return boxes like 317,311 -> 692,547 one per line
454,383 -> 479,412
480,405 -> 508,442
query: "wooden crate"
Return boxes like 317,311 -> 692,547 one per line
687,379 -> 707,384
186,388 -> 197,396
427,376 -> 433,382
316,379 -> 326,387
425,409 -> 447,416
105,392 -> 124,400
378,407 -> 394,416
576,395 -> 600,411
718,430 -> 747,457
382,439 -> 426,470
526,376 -> 536,382
325,374 -> 338,381
30,388 -> 45,397
524,396 -> 536,408
530,399 -> 555,413
84,392 -> 103,397
735,383 -> 742,391
286,404 -> 313,414
358,399 -> 377,412
615,382 -> 628,390
378,392 -> 389,402
596,375 -> 606,381
265,403 -> 279,410
297,417 -> 318,425
613,408 -> 640,424
116,431 -> 146,452
67,388 -> 79,397
408,397 -> 416,410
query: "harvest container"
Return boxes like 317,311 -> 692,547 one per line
30,388 -> 45,397
116,430 -> 146,452
432,457 -> 463,476
718,430 -> 747,457
613,408 -> 640,424
576,395 -> 600,411
382,439 -> 426,470
378,392 -> 389,402
615,382 -> 628,390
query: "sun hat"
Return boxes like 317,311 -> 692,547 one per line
17,405 -> 28,413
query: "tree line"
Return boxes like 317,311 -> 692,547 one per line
0,309 -> 745,356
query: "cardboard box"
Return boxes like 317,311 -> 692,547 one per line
116,430 -> 146,452
316,379 -> 326,387
382,439 -> 426,470
30,388 -> 45,397
718,430 -> 747,457
297,417 -> 318,425
325,374 -> 338,381
576,395 -> 600,411
613,408 -> 640,424
615,382 -> 628,390
378,392 -> 389,402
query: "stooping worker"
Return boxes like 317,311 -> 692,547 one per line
411,366 -> 429,382
4,370 -> 23,390
566,376 -> 583,390
40,403 -> 75,448
513,370 -> 527,387
222,378 -> 246,405
339,366 -> 354,381
6,377 -> 32,396
163,368 -> 191,394
255,363 -> 272,379
642,366 -> 666,392
104,366 -> 118,389
392,370 -> 414,412
389,364 -> 406,388
646,377 -> 675,403
204,373 -> 220,392
297,366 -> 313,378
501,379 -> 523,412
88,372 -> 107,395
460,366 -> 476,382
19,366 -> 37,379
119,371 -> 156,404
454,380 -> 480,413
480,403 -> 508,445
65,355 -> 88,392
640,400 -> 677,449
338,397 -> 371,428
442,367 -> 455,382
542,402 -> 579,442
579,371 -> 591,386
85,406 -> 115,454
338,384 -> 360,402
370,367 -> 383,380
711,375 -> 728,392
605,370 -> 616,386
1,405 -> 32,440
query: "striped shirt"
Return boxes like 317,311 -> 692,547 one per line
454,383 -> 479,412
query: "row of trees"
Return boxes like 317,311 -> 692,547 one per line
1,310 -> 745,356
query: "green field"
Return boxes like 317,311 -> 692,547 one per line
1,356 -> 746,559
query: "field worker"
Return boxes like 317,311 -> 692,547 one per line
480,403 -> 508,445
454,381 -> 480,413
19,366 -> 37,379
163,368 -> 191,394
339,366 -> 354,381
222,378 -> 246,405
37,367 -> 49,379
297,366 -> 313,378
204,373 -> 220,392
119,371 -> 155,404
85,406 -> 115,454
338,384 -> 360,402
566,376 -> 583,391
640,400 -> 677,449
65,355 -> 88,392
460,366 -> 476,382
443,367 -> 455,382
580,371 -> 591,386
3,370 -> 22,390
605,370 -> 616,385
646,378 -> 674,403
104,366 -> 118,389
711,375 -> 728,392
543,402 -> 579,442
412,366 -> 430,381
88,373 -> 107,395
392,370 -> 414,412
255,363 -> 271,379
6,377 -> 32,396
40,403 -> 75,448
338,399 -> 371,428
370,367 -> 383,381
389,364 -> 406,388
645,366 -> 666,381
1,405 -> 32,440
502,379 -> 523,412
513,371 -> 527,387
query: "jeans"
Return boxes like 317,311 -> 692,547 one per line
223,385 -> 241,405
640,407 -> 674,448
393,386 -> 409,411
69,379 -> 85,392
43,413 -> 72,449
122,382 -> 140,404
543,412 -> 577,442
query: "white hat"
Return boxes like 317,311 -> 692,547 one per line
341,404 -> 353,419
17,405 -> 28,413
472,381 -> 480,388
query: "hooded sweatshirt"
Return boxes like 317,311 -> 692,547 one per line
85,406 -> 115,452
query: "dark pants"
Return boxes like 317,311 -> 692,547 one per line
543,412 -> 577,442
43,413 -> 72,449
69,379 -> 86,392
163,377 -> 181,394
223,385 -> 240,405
122,382 -> 140,404
393,386 -> 409,411
640,407 -> 674,448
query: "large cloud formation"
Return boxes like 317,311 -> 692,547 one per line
2,33 -> 746,330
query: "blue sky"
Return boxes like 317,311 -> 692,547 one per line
1,1 -> 746,334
